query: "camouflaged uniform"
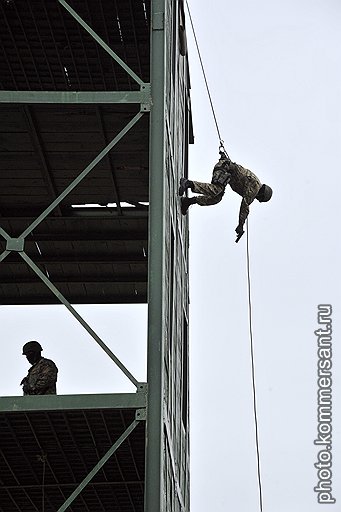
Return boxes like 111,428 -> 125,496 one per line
21,357 -> 58,395
228,162 -> 262,228
191,158 -> 227,205
191,159 -> 262,228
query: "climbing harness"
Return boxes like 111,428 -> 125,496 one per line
185,2 -> 264,511
211,166 -> 231,187
212,152 -> 232,187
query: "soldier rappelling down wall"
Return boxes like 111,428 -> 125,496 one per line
20,341 -> 58,395
179,152 -> 273,242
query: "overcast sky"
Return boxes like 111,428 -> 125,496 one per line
187,0 -> 340,511
1,0 -> 340,511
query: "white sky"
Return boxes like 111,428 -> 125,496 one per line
1,0 -> 340,511
187,0 -> 340,511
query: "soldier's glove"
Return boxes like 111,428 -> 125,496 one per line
235,225 -> 245,243
20,377 -> 31,394
219,151 -> 231,164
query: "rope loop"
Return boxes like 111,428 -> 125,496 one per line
218,140 -> 230,161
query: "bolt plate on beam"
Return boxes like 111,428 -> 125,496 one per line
136,382 -> 148,395
135,408 -> 147,421
6,238 -> 25,252
152,12 -> 164,30
140,83 -> 151,112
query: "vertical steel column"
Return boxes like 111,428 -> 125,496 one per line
145,1 -> 166,511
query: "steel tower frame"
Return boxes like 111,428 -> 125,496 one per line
0,1 -> 191,510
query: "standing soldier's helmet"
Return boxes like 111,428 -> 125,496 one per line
257,184 -> 273,202
22,341 -> 43,355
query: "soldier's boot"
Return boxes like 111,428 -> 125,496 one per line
178,178 -> 193,196
181,196 -> 196,215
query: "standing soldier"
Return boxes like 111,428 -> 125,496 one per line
179,152 -> 273,242
20,341 -> 58,395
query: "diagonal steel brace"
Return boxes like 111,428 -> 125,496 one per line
57,419 -> 141,511
19,251 -> 139,388
20,111 -> 143,239
58,0 -> 145,86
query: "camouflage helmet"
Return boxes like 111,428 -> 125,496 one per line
258,184 -> 273,202
22,340 -> 43,355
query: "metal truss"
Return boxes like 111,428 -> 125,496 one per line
0,0 -> 151,389
0,389 -> 147,511
0,1 -> 151,508
57,415 -> 142,511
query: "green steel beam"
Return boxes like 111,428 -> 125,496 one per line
19,111 -> 143,239
57,419 -> 140,512
6,232 -> 147,242
0,88 -> 151,107
0,391 -> 147,412
0,228 -> 10,263
145,1 -> 166,511
0,250 -> 10,262
18,251 -> 139,388
2,482 -> 142,491
0,227 -> 10,240
0,250 -> 10,264
58,0 -> 145,86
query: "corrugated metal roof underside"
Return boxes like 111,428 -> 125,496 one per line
0,210 -> 149,305
0,0 -> 150,91
0,0 -> 150,305
0,408 -> 145,512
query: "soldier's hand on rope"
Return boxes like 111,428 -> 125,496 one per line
235,225 -> 244,243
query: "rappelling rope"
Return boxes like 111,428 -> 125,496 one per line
184,0 -> 229,158
185,2 -> 263,510
246,219 -> 263,512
